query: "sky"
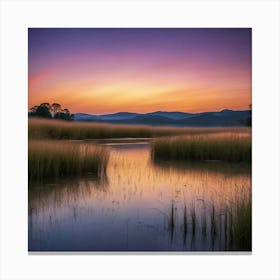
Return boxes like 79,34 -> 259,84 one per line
28,28 -> 251,114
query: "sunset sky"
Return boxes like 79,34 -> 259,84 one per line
28,28 -> 251,114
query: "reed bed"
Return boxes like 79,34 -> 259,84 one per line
165,189 -> 251,251
29,118 -> 251,140
151,133 -> 251,162
28,140 -> 109,182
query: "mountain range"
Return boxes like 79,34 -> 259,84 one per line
74,109 -> 251,127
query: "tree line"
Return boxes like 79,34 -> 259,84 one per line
29,103 -> 74,121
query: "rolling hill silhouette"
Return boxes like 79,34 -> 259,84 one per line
74,109 -> 250,127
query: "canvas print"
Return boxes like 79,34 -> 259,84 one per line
28,28 -> 252,252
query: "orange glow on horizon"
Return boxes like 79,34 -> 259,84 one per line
28,71 -> 251,114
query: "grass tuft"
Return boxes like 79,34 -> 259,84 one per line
28,140 -> 109,182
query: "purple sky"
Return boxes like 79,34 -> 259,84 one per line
28,28 -> 251,114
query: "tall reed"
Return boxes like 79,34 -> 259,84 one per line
28,140 -> 109,182
29,118 -> 251,140
183,204 -> 188,234
210,205 -> 217,237
151,133 -> 251,162
201,203 -> 207,236
191,202 -> 196,235
169,200 -> 175,230
231,190 -> 252,250
167,190 -> 251,251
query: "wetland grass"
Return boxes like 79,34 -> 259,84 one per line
151,133 -> 251,162
183,205 -> 188,245
191,202 -> 196,236
210,205 -> 217,237
28,140 -> 109,182
232,192 -> 252,251
167,192 -> 251,251
29,118 -> 250,140
169,200 -> 175,230
183,204 -> 188,234
201,205 -> 207,236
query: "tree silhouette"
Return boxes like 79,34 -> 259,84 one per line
54,108 -> 73,120
30,103 -> 52,118
29,102 -> 73,121
29,105 -> 38,114
40,103 -> 51,110
51,103 -> 61,116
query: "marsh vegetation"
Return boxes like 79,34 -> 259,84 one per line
28,140 -> 109,182
151,133 -> 251,162
165,188 -> 251,251
29,118 -> 250,140
28,119 -> 251,251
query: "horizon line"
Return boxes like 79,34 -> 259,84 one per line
73,108 -> 250,115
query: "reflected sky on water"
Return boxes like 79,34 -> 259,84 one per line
29,141 -> 251,251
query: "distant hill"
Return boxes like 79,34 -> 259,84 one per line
144,111 -> 194,120
98,112 -> 141,120
73,113 -> 101,121
122,115 -> 179,125
74,109 -> 250,127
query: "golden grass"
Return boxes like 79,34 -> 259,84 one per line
29,118 -> 251,140
28,140 -> 109,182
151,132 -> 251,162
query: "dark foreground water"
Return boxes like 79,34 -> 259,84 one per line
28,140 -> 251,252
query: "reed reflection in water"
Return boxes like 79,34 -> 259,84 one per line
28,142 -> 251,251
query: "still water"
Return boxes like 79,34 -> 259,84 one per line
28,140 -> 251,251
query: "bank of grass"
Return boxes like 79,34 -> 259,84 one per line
28,140 -> 109,182
29,118 -> 250,140
151,133 -> 251,162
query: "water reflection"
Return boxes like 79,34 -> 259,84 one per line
29,141 -> 251,251
152,158 -> 251,175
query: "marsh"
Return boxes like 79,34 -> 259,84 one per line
28,138 -> 251,251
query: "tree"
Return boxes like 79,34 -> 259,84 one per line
29,105 -> 38,116
54,108 -> 72,121
31,103 -> 52,118
29,102 -> 73,121
51,103 -> 61,116
40,103 -> 51,110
